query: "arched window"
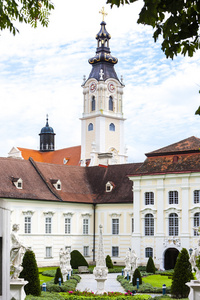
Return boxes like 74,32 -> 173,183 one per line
145,213 -> 154,236
145,247 -> 153,258
145,192 -> 154,205
109,123 -> 115,131
109,96 -> 113,111
88,123 -> 93,131
169,213 -> 178,236
91,96 -> 95,111
194,213 -> 200,236
169,191 -> 178,204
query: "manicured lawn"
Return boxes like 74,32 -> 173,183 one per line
38,266 -> 58,284
142,274 -> 172,287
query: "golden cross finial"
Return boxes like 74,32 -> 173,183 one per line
99,7 -> 108,21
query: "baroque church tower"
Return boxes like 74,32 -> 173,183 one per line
80,8 -> 127,166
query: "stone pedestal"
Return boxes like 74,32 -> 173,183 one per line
62,268 -> 72,282
95,277 -> 107,294
10,279 -> 28,300
124,267 -> 131,279
186,280 -> 200,300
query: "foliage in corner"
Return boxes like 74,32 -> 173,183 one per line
70,250 -> 89,269
171,248 -> 194,298
106,0 -> 200,59
19,250 -> 41,296
0,0 -> 54,35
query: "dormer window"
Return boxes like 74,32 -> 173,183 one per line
50,179 -> 61,190
12,177 -> 23,189
106,181 -> 115,192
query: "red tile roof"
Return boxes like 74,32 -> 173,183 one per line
17,146 -> 81,166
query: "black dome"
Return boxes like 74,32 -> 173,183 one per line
40,117 -> 54,134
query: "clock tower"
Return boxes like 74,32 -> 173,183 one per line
80,9 -> 127,166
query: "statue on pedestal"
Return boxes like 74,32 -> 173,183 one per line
93,225 -> 108,294
59,247 -> 72,281
130,249 -> 137,273
189,239 -> 200,280
10,224 -> 26,280
124,248 -> 138,280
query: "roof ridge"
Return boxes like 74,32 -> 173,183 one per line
28,157 -> 63,201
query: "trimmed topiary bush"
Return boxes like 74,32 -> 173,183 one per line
132,268 -> 142,285
106,255 -> 114,269
70,250 -> 89,269
54,267 -> 63,284
146,256 -> 156,274
19,250 -> 41,296
171,248 -> 194,298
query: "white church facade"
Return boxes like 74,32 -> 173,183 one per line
1,14 -> 200,283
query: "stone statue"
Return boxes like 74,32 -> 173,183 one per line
124,249 -> 131,271
130,249 -> 137,272
189,239 -> 200,281
59,247 -> 72,281
10,224 -> 26,279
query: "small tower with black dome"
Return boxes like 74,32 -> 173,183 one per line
80,7 -> 127,166
39,115 -> 55,152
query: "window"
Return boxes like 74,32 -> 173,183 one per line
132,218 -> 134,233
46,246 -> 52,258
106,181 -> 114,192
12,177 -> 23,189
88,123 -> 93,131
194,213 -> 200,236
145,192 -> 154,205
83,246 -> 89,257
169,191 -> 178,204
194,190 -> 200,204
112,246 -> 119,257
109,96 -> 113,111
145,214 -> 154,236
145,247 -> 153,258
83,219 -> 89,235
65,218 -> 71,234
24,216 -> 31,234
45,217 -> 52,234
112,219 -> 119,235
91,96 -> 95,111
169,213 -> 178,236
109,123 -> 115,131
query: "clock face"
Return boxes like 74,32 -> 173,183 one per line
108,82 -> 116,93
89,82 -> 97,93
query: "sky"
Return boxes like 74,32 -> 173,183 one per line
0,0 -> 200,163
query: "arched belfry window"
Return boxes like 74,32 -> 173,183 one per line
88,123 -> 93,131
91,96 -> 95,111
109,96 -> 113,111
109,123 -> 115,131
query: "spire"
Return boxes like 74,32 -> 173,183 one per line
86,8 -> 119,82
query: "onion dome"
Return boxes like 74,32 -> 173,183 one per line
39,115 -> 55,152
87,21 -> 119,82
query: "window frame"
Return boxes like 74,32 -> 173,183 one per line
65,218 -> 71,234
145,247 -> 153,258
91,96 -> 95,111
169,191 -> 178,204
83,246 -> 89,257
88,123 -> 93,131
112,246 -> 119,257
144,213 -> 154,236
112,218 -> 119,235
109,96 -> 113,111
24,216 -> 31,234
109,123 -> 115,132
194,212 -> 200,236
46,246 -> 52,258
145,192 -> 154,205
169,213 -> 178,236
194,190 -> 200,204
45,217 -> 52,234
83,218 -> 89,235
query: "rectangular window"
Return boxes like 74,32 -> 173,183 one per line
194,190 -> 200,204
132,218 -> 134,233
65,218 -> 71,234
112,246 -> 119,257
145,192 -> 154,205
83,219 -> 89,235
169,191 -> 178,204
46,246 -> 52,258
24,216 -> 31,234
145,247 -> 153,258
45,217 -> 52,234
112,219 -> 119,235
83,246 -> 89,257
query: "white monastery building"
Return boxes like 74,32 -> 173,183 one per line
2,13 -> 200,281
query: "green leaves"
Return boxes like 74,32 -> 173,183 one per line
107,0 -> 200,58
0,0 -> 54,35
